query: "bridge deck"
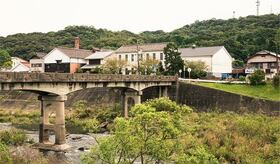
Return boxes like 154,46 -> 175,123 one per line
0,72 -> 177,83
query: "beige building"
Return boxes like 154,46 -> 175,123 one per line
115,43 -> 167,74
81,51 -> 114,71
246,50 -> 280,79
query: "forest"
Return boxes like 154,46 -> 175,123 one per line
0,14 -> 279,61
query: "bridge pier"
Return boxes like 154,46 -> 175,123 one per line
37,94 -> 70,151
159,86 -> 168,97
123,91 -> 142,118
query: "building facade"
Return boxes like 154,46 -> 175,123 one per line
7,57 -> 30,72
245,50 -> 279,79
115,43 -> 167,74
180,46 -> 233,77
81,51 -> 114,71
30,52 -> 47,72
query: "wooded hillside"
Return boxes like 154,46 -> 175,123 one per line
0,14 -> 279,60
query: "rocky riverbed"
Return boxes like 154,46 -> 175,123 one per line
0,123 -> 108,164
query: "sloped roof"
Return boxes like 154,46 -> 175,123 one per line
85,51 -> 113,60
179,46 -> 224,57
116,43 -> 167,53
57,47 -> 92,59
255,50 -> 278,56
246,50 -> 280,61
36,52 -> 47,58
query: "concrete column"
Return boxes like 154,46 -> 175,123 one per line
38,94 -> 67,145
162,86 -> 168,97
54,96 -> 66,145
134,91 -> 142,104
159,87 -> 162,98
124,95 -> 128,118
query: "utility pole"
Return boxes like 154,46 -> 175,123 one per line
233,11 -> 236,19
256,0 -> 260,16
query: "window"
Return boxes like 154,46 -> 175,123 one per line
268,63 -> 277,69
140,54 -> 143,60
31,63 -> 42,67
89,59 -> 101,65
160,53 -> 164,60
125,54 -> 128,61
131,54 -> 134,62
119,55 -> 121,60
153,53 -> 156,60
146,53 -> 150,60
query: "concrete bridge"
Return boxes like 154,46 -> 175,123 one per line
0,72 -> 177,151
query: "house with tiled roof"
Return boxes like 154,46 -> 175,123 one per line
8,57 -> 30,72
43,37 -> 93,73
81,51 -> 114,71
115,43 -> 167,74
245,50 -> 280,79
179,46 -> 233,78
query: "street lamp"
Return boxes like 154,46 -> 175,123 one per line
187,67 -> 192,82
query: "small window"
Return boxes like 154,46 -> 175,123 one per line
146,53 -> 150,60
119,55 -> 121,60
153,53 -> 156,60
160,53 -> 164,60
131,54 -> 134,62
125,54 -> 128,61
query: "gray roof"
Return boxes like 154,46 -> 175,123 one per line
85,51 -> 113,60
57,47 -> 92,59
36,52 -> 47,58
116,43 -> 167,53
179,46 -> 224,57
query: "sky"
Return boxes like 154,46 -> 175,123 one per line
0,0 -> 279,37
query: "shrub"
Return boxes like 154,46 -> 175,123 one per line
248,70 -> 265,85
0,128 -> 27,146
239,76 -> 246,81
0,142 -> 11,164
272,75 -> 280,88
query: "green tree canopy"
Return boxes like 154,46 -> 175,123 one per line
164,43 -> 184,75
0,50 -> 12,70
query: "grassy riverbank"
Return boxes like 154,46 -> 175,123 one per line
196,83 -> 280,101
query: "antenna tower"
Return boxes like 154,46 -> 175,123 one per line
256,0 -> 260,16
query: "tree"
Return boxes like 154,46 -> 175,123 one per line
0,50 -> 12,70
101,59 -> 127,74
232,59 -> 245,69
156,61 -> 165,75
136,59 -> 159,75
248,69 -> 265,85
184,60 -> 208,79
82,98 -> 193,164
164,43 -> 184,75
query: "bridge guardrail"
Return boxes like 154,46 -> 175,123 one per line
0,72 -> 177,83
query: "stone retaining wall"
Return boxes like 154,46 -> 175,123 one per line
177,82 -> 280,115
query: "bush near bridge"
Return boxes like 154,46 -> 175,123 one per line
81,98 -> 280,163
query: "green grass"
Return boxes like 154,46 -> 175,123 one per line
196,83 -> 280,101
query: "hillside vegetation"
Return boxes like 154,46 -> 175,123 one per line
0,14 -> 279,61
197,83 -> 280,101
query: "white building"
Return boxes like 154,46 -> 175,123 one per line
180,46 -> 233,77
7,57 -> 30,72
30,52 -> 47,72
115,43 -> 167,74
43,47 -> 92,73
81,51 -> 114,71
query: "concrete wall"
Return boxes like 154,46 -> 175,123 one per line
177,82 -> 280,115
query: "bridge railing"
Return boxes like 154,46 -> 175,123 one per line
0,72 -> 177,82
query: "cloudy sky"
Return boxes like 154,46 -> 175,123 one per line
0,0 -> 279,36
